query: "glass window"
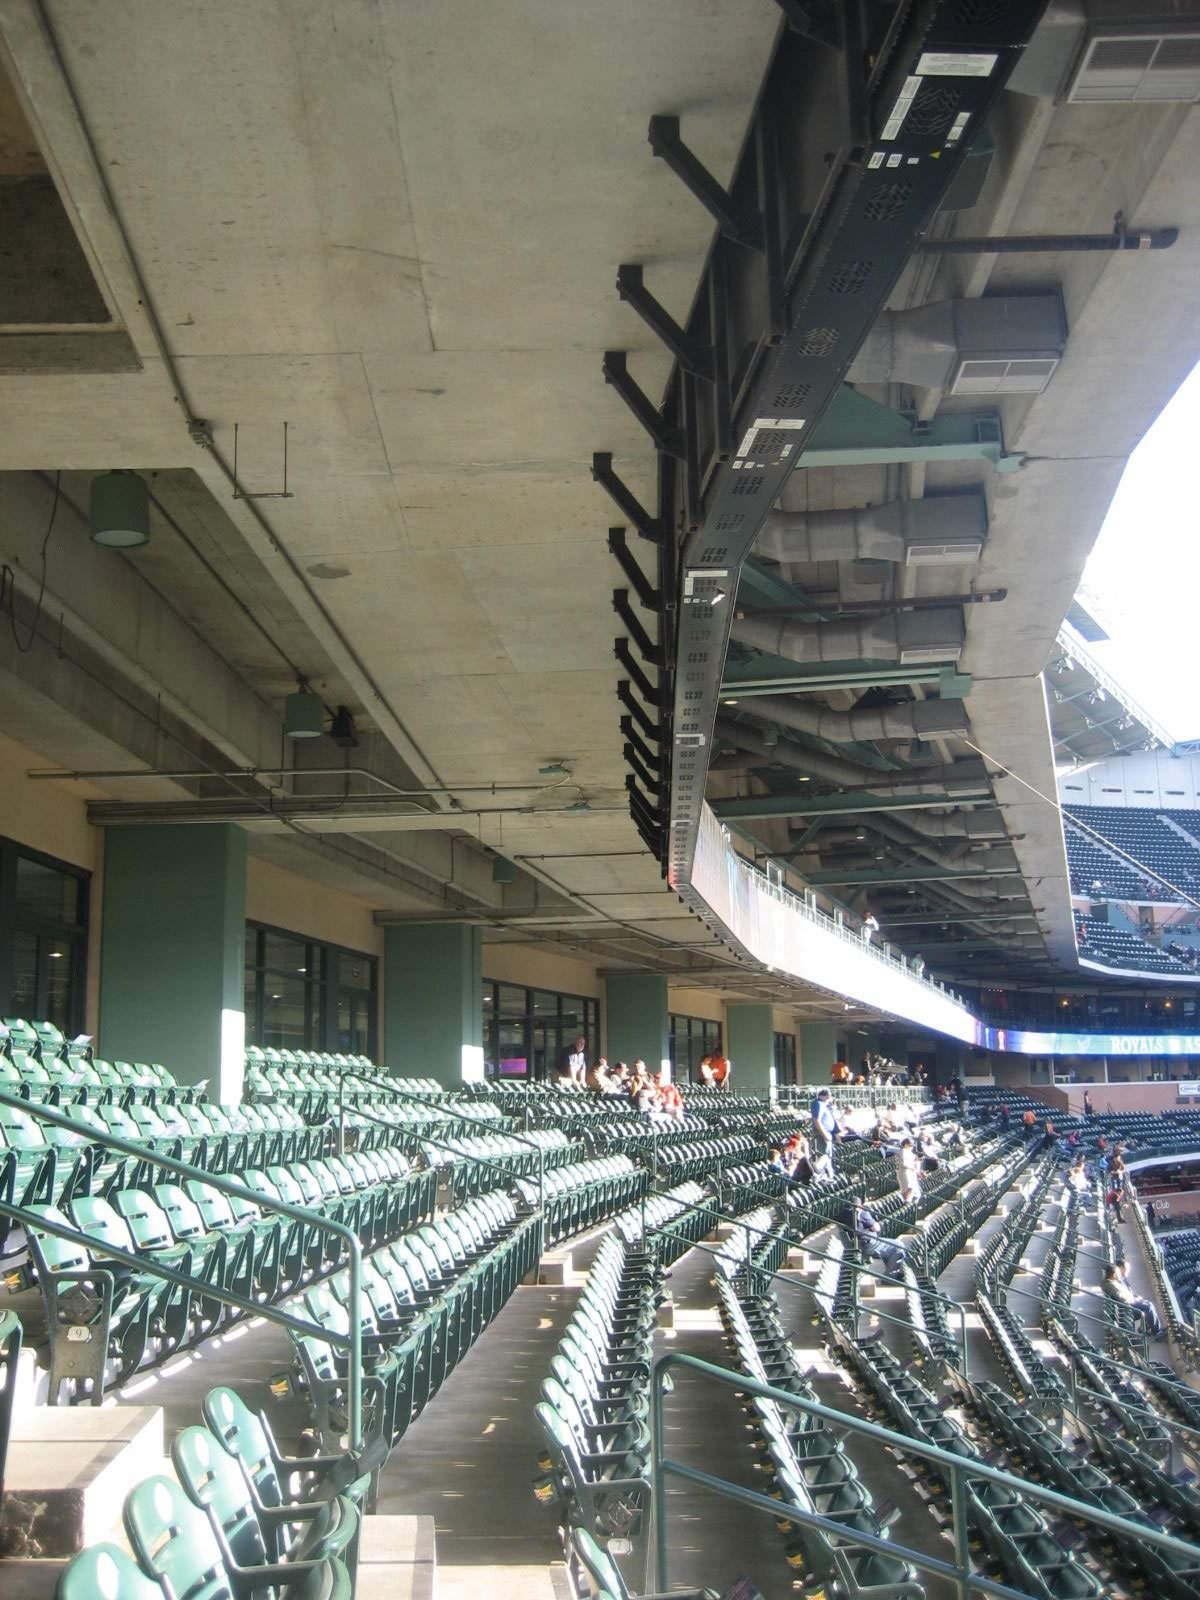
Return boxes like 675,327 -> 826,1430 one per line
16,857 -> 80,925
480,980 -> 600,1081
670,1014 -> 723,1083
245,921 -> 376,1058
3,838 -> 89,1034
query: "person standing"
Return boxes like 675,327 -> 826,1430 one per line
812,1089 -> 838,1166
564,1035 -> 588,1086
1083,1089 -> 1094,1119
896,1136 -> 921,1201
709,1050 -> 731,1091
861,912 -> 880,945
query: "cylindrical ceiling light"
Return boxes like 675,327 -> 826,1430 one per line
284,688 -> 324,740
90,470 -> 150,548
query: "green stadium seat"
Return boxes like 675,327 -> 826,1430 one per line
56,1542 -> 167,1600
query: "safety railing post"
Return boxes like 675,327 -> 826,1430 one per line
346,1233 -> 364,1456
338,1072 -> 347,1157
652,1364 -> 670,1593
950,1461 -> 971,1600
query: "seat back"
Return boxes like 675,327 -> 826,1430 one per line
124,1474 -> 233,1600
172,1425 -> 267,1569
202,1386 -> 281,1508
56,1541 -> 167,1600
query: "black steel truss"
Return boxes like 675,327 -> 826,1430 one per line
599,0 -> 1048,889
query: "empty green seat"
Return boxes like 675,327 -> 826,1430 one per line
56,1542 -> 167,1600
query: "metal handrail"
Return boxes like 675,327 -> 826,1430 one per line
345,1098 -> 546,1214
644,1186 -> 974,1372
336,1065 -> 548,1153
0,1084 -> 365,1452
649,1350 -> 1200,1600
998,1278 -> 1149,1360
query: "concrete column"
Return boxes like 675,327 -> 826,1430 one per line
799,1023 -> 839,1084
726,1004 -> 774,1094
605,973 -> 669,1076
100,824 -> 247,1102
384,924 -> 483,1087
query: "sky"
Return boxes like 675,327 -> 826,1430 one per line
1075,358 -> 1200,743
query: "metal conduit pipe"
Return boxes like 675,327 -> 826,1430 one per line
755,494 -> 986,567
862,812 -> 1021,880
741,691 -> 970,744
732,607 -> 964,666
713,720 -> 978,795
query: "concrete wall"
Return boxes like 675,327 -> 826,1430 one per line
1059,750 -> 1200,810
245,854 -> 382,959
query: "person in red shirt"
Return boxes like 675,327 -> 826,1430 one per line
658,1077 -> 684,1119
709,1053 -> 731,1090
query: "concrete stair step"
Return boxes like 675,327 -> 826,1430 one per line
0,1557 -> 66,1600
0,1404 -> 164,1558
438,1561 -> 566,1600
358,1513 -> 437,1600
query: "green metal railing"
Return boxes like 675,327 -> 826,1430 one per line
999,1278 -> 1149,1361
644,1187 -> 974,1375
0,1084 -> 365,1452
649,1351 -> 1200,1600
336,1065 -> 548,1213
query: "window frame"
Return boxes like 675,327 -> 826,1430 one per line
0,833 -> 89,1036
481,980 -> 600,1081
244,919 -> 378,1057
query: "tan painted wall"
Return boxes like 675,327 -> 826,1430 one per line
482,942 -> 604,1000
245,854 -> 383,957
667,985 -> 727,1024
0,730 -> 104,1030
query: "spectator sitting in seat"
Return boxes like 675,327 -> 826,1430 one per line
607,1061 -> 631,1096
1066,1154 -> 1089,1209
585,1057 -> 612,1093
809,1146 -> 835,1185
1104,1262 -> 1164,1338
854,1197 -> 906,1277
697,1054 -> 715,1088
657,1073 -> 684,1121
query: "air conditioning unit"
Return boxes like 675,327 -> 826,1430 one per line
898,643 -> 965,664
905,539 -> 986,567
1067,31 -> 1200,103
950,356 -> 1061,395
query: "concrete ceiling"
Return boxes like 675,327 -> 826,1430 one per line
0,1 -> 1197,1022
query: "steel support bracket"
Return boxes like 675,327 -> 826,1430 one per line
608,526 -> 661,611
613,589 -> 659,666
615,265 -> 712,378
621,716 -> 660,772
617,680 -> 662,742
603,352 -> 684,457
615,639 -> 659,704
592,452 -> 664,544
647,116 -> 763,251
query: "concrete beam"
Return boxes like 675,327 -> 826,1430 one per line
804,864 -> 1024,887
712,790 -> 993,821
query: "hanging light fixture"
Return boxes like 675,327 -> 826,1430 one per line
284,685 -> 324,740
90,470 -> 150,548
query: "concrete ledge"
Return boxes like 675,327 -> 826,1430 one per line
357,1513 -> 436,1600
0,1405 -> 163,1557
0,1557 -> 66,1600
536,1251 -> 574,1286
859,1275 -> 877,1300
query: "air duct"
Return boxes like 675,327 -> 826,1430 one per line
714,720 -> 986,796
755,494 -> 987,568
733,607 -> 964,667
848,295 -> 1067,395
746,693 -> 969,744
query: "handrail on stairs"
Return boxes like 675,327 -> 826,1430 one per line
0,1083 -> 365,1454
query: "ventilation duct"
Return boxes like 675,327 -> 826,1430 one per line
733,608 -> 964,667
1068,28 -> 1200,103
854,814 -> 1020,883
849,296 -> 1066,395
746,693 -> 970,745
755,494 -> 987,568
715,719 -> 987,795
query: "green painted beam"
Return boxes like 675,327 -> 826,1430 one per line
738,557 -> 822,617
712,790 -> 993,820
804,864 -> 1023,887
794,816 -> 828,850
801,385 -> 1021,472
722,657 -> 972,700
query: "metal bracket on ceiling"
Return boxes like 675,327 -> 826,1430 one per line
615,640 -> 659,705
647,116 -> 764,251
624,743 -> 663,796
591,453 -> 663,545
615,266 -> 712,378
774,0 -> 841,45
607,527 -> 661,611
602,353 -> 684,457
231,421 -> 295,501
621,716 -> 660,772
617,680 -> 662,743
612,589 -> 659,666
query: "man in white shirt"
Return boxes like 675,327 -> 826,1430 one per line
565,1035 -> 587,1086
